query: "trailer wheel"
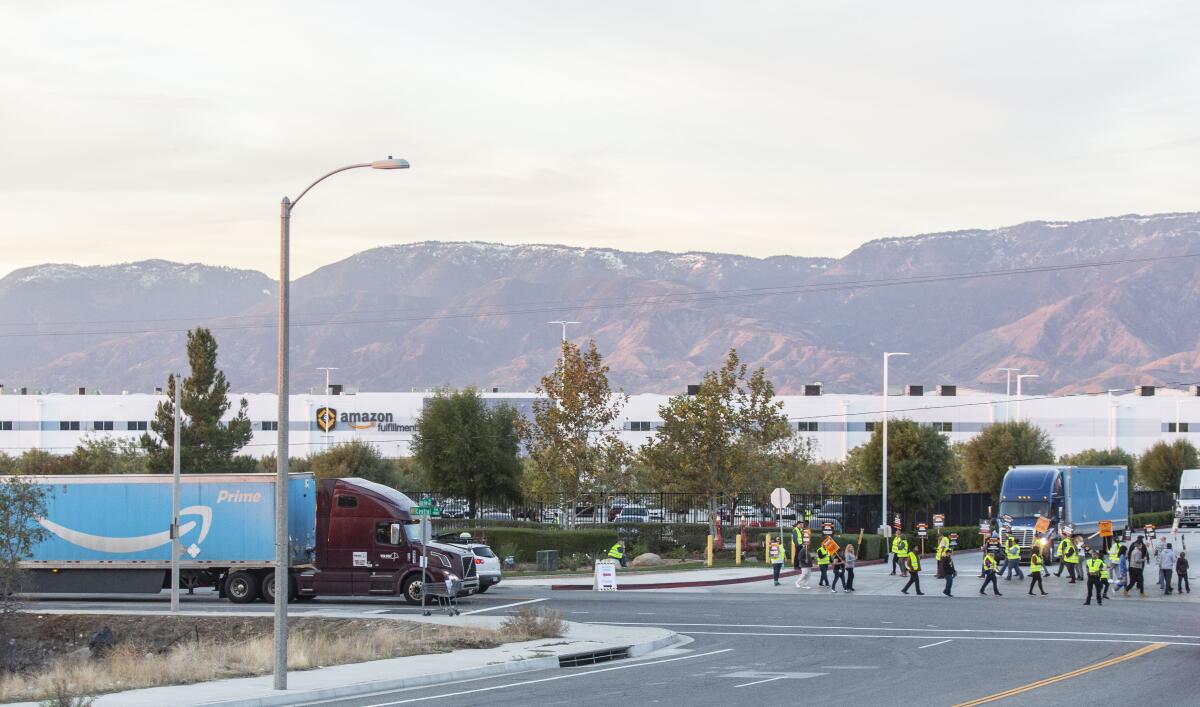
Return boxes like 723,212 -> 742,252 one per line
260,571 -> 298,603
401,575 -> 426,606
225,571 -> 259,604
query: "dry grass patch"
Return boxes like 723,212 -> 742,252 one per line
0,615 -> 511,704
502,607 -> 566,639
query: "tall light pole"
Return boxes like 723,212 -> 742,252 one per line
998,367 -> 1019,422
881,351 -> 910,536
275,156 -> 408,690
1016,373 -> 1039,422
316,367 -> 338,449
547,320 -> 580,366
170,373 -> 181,613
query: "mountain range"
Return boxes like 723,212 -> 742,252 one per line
3,212 -> 1199,396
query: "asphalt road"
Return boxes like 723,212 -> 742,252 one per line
31,526 -> 1199,706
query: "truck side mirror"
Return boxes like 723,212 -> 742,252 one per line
390,523 -> 402,545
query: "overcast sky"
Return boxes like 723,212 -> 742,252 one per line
2,1 -> 1198,278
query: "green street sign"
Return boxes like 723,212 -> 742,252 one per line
414,505 -> 441,517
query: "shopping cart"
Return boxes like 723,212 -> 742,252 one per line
421,575 -> 463,616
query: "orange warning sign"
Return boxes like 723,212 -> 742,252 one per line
821,536 -> 840,556
1034,516 -> 1051,534
1098,520 -> 1113,537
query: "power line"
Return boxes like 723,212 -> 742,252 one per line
1,250 -> 1197,339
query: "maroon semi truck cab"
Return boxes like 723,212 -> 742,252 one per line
294,478 -> 479,605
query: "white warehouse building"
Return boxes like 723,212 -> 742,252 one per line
2,383 -> 1198,462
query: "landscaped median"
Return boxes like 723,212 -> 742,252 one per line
0,609 -> 676,707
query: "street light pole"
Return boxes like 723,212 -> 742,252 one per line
275,157 -> 408,691
881,352 -> 910,536
1016,374 -> 1039,422
998,368 -> 1019,423
547,321 -> 580,367
317,367 -> 338,449
170,373 -> 181,613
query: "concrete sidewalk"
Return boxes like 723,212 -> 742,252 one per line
5,616 -> 678,707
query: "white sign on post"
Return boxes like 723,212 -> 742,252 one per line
594,559 -> 619,591
770,488 -> 791,510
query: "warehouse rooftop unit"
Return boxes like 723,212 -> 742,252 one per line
0,384 -> 1197,461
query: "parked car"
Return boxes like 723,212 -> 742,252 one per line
475,508 -> 512,521
646,505 -> 665,522
807,517 -> 844,534
818,500 -> 846,522
614,505 -> 651,524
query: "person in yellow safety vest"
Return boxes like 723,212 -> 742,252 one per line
1028,551 -> 1047,595
1003,536 -> 1025,581
792,524 -> 805,570
1084,551 -> 1105,605
901,549 -> 924,595
980,552 -> 1002,596
608,542 -> 626,568
816,544 -> 832,587
934,534 -> 950,577
1099,553 -> 1111,599
1055,536 -> 1078,583
769,539 -> 784,585
1106,539 -> 1122,593
891,535 -> 909,576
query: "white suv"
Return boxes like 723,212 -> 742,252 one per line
452,541 -> 502,592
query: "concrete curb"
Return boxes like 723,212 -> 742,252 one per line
191,627 -> 683,707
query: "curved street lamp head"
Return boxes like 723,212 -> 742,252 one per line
371,156 -> 410,170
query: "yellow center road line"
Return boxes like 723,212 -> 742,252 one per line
954,642 -> 1167,706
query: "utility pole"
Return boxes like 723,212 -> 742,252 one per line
170,373 -> 181,613
881,352 -> 910,537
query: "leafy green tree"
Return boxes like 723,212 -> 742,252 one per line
411,388 -> 522,517
1059,447 -> 1138,485
1138,439 -> 1198,492
640,349 -> 794,537
140,328 -> 253,473
518,341 -> 630,526
961,421 -> 1054,497
308,440 -> 393,485
14,449 -> 72,475
0,476 -> 48,614
852,419 -> 954,511
68,437 -> 149,474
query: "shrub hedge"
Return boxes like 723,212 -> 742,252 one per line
467,527 -> 617,563
1131,511 -> 1174,529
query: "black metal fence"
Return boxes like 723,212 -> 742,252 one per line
1133,490 -> 1174,514
402,490 -> 1000,534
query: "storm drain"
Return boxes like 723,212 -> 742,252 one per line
558,646 -> 631,668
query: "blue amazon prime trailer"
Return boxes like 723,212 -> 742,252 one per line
19,473 -> 316,596
998,465 -> 1130,557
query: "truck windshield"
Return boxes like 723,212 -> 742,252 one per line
403,520 -> 426,544
1181,489 -> 1200,500
998,501 -> 1050,518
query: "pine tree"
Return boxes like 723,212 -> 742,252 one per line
140,328 -> 253,473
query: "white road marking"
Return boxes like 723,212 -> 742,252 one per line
681,631 -> 1200,646
362,648 -> 734,705
919,639 -> 952,649
459,598 -> 547,616
589,621 -> 1200,641
735,676 -> 787,688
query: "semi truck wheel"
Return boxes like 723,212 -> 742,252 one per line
401,575 -> 426,606
225,571 -> 259,604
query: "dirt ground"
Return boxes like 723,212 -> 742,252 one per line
0,613 -> 481,675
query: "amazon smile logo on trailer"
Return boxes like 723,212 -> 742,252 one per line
38,506 -> 213,558
1096,479 -> 1120,513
